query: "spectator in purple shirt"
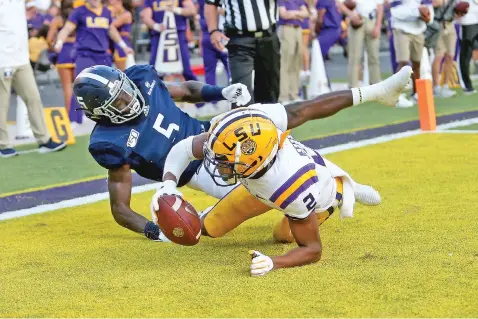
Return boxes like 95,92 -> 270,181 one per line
278,0 -> 309,103
26,1 -> 45,37
141,0 -> 198,81
43,4 -> 60,25
315,0 -> 342,59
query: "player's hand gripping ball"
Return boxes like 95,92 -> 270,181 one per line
153,195 -> 201,246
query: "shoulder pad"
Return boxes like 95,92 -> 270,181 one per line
89,141 -> 128,169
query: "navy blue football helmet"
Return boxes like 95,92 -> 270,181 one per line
73,66 -> 145,124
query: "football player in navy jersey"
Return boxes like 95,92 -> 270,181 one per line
74,64 -> 413,242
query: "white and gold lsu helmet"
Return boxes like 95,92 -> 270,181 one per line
204,108 -> 280,186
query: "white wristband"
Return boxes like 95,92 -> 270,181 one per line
118,40 -> 127,48
163,179 -> 178,188
173,7 -> 182,15
54,40 -> 63,49
153,23 -> 162,32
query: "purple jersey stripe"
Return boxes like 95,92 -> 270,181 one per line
390,0 -> 402,8
279,175 -> 318,210
312,150 -> 326,167
270,163 -> 315,203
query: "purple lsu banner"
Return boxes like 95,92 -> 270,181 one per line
155,11 -> 184,75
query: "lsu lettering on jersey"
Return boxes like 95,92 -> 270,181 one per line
68,4 -> 113,53
241,134 -> 338,220
89,65 -> 210,186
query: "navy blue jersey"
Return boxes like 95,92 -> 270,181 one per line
89,65 -> 210,186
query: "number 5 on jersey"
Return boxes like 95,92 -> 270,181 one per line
153,113 -> 179,138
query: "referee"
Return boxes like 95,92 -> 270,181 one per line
205,0 -> 280,106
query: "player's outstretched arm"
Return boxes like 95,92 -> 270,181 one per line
108,165 -> 150,234
250,213 -> 322,276
151,134 -> 206,210
284,66 -> 413,129
162,133 -> 207,184
166,82 -> 251,105
273,214 -> 323,268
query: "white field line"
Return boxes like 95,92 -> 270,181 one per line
434,130 -> 478,134
0,183 -> 158,221
2,117 -> 478,222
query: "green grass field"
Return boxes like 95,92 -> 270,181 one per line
1,133 -> 477,317
2,91 -> 478,195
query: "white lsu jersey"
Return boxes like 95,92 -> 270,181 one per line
241,134 -> 338,220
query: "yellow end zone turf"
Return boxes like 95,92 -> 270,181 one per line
1,134 -> 478,317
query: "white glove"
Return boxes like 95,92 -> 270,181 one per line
222,83 -> 251,106
150,180 -> 183,221
249,250 -> 274,276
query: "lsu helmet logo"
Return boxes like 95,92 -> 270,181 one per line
241,139 -> 257,155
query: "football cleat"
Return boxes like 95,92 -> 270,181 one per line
375,66 -> 413,107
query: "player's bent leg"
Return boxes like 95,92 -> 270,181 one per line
186,164 -> 272,238
273,177 -> 344,243
202,185 -> 272,238
281,66 -> 413,130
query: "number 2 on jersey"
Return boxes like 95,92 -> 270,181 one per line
153,113 -> 179,138
303,193 -> 317,211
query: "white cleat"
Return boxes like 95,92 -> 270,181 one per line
395,93 -> 415,108
375,66 -> 413,107
354,183 -> 382,206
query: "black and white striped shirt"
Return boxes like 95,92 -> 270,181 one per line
206,0 -> 278,32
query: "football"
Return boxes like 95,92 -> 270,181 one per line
343,0 -> 356,11
154,195 -> 201,246
455,2 -> 470,15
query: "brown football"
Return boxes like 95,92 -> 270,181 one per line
343,0 -> 357,11
455,2 -> 470,15
154,195 -> 201,246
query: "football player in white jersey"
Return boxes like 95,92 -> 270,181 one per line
157,105 -> 384,276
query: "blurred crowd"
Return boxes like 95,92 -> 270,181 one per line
2,0 -> 478,156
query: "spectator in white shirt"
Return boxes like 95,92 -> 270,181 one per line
0,0 -> 66,158
391,0 -> 434,107
431,0 -> 460,98
340,0 -> 384,88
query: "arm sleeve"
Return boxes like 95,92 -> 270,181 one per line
89,142 -> 128,169
67,8 -> 80,25
163,136 -> 198,183
143,0 -> 153,9
316,0 -> 329,10
249,103 -> 288,131
390,1 -> 420,21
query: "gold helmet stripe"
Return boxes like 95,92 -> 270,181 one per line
210,108 -> 269,137
208,111 -> 272,150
